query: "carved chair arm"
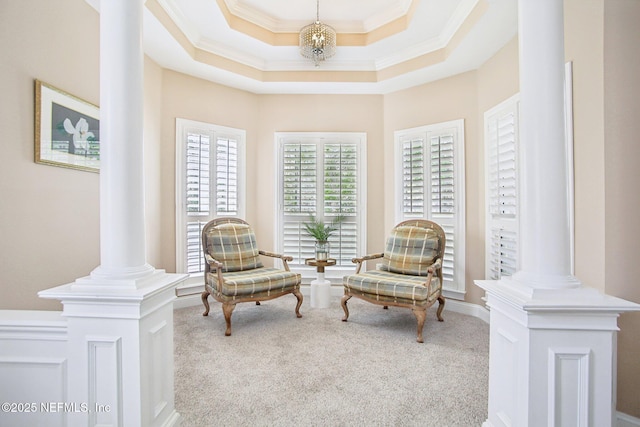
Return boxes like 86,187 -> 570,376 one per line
259,250 -> 294,271
422,257 -> 443,294
204,253 -> 225,290
351,252 -> 384,274
427,257 -> 442,274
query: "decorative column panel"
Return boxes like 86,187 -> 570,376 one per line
39,0 -> 187,426
475,1 -> 640,426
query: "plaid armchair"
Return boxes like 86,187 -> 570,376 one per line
201,218 -> 303,336
341,220 -> 446,343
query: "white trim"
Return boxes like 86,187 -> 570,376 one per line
617,412 -> 640,427
564,61 -> 575,275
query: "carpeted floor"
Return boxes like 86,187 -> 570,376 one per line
174,295 -> 489,426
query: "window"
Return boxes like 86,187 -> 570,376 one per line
394,120 -> 465,299
175,118 -> 245,292
276,133 -> 366,282
484,95 -> 520,280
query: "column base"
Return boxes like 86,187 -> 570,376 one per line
39,271 -> 187,427
475,279 -> 640,427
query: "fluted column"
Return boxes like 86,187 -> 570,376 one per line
513,0 -> 579,289
90,0 -> 153,282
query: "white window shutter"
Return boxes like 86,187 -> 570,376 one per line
485,96 -> 520,279
395,120 -> 465,297
215,137 -> 238,215
278,134 -> 365,271
324,143 -> 358,265
401,138 -> 425,216
175,119 -> 245,277
283,143 -> 317,214
186,133 -> 210,216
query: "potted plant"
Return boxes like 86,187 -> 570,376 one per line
303,214 -> 345,260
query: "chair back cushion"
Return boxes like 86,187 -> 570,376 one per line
205,223 -> 263,272
380,225 -> 439,276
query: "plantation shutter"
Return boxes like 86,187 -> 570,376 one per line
280,137 -> 362,268
180,125 -> 244,275
428,131 -> 457,285
282,143 -> 317,262
215,137 -> 239,215
485,97 -> 519,279
402,138 -> 425,215
396,120 -> 464,293
324,143 -> 358,265
185,132 -> 210,274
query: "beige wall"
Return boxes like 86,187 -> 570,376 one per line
603,0 -> 640,417
0,0 -> 101,311
565,0 -> 607,291
144,56 -> 165,268
1,0 -> 638,416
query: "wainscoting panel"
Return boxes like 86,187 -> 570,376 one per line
0,310 -> 68,427
88,336 -> 123,427
149,320 -> 169,419
548,348 -> 591,427
494,327 -> 519,427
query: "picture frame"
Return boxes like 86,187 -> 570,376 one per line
35,79 -> 100,173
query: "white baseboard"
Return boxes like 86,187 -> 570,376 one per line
443,298 -> 490,324
618,411 -> 640,427
173,293 -> 202,309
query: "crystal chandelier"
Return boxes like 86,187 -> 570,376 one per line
299,0 -> 336,66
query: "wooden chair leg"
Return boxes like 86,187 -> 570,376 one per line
293,290 -> 303,318
412,308 -> 427,343
341,294 -> 352,321
436,296 -> 445,322
201,291 -> 211,316
222,302 -> 236,336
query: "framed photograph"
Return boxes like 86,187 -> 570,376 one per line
35,80 -> 100,172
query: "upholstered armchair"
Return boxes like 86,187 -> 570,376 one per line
341,219 -> 446,343
201,218 -> 303,336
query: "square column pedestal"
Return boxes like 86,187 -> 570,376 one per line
475,279 -> 640,427
39,270 -> 187,427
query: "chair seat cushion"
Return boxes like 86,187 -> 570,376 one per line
343,270 -> 441,303
208,267 -> 301,298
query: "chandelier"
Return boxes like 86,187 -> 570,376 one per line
299,0 -> 336,66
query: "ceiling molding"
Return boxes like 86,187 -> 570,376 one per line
146,0 -> 489,85
214,0 -> 422,47
222,0 -> 415,34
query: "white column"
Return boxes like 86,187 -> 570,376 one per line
39,0 -> 186,426
513,0 -> 578,290
475,1 -> 640,426
90,0 -> 153,283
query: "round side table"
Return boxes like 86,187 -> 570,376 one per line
305,258 -> 336,308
